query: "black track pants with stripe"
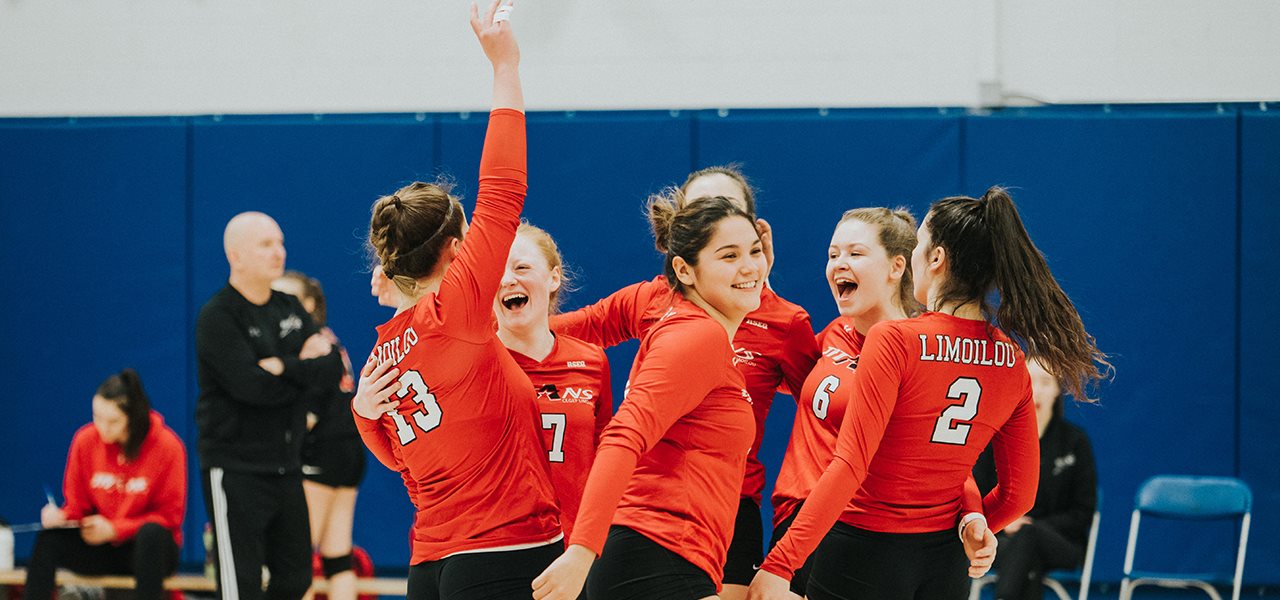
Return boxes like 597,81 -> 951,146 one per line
203,468 -> 312,600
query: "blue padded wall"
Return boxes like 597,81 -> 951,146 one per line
1239,108 -> 1280,580
188,115 -> 434,565
963,107 -> 1240,579
1,105 -> 1274,584
0,119 -> 190,560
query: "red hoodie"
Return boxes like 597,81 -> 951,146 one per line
61,411 -> 187,545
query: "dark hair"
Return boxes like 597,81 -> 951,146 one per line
96,369 -> 152,461
838,207 -> 921,316
925,186 -> 1111,399
648,193 -> 757,293
678,164 -> 757,219
369,180 -> 466,297
277,270 -> 327,327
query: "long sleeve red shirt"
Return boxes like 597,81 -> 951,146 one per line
552,276 -> 817,503
510,333 -> 613,541
62,411 -> 187,546
568,297 -> 755,590
761,313 -> 1040,580
354,109 -> 562,564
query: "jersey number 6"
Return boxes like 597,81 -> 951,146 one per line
811,375 -> 840,420
390,370 -> 443,445
931,377 -> 981,445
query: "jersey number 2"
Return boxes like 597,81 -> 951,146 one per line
390,370 -> 443,445
931,377 -> 981,445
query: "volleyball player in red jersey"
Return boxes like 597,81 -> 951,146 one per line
350,5 -> 565,598
531,195 -> 767,600
550,166 -> 818,599
495,223 -> 613,540
770,208 -> 997,596
749,187 -> 1110,600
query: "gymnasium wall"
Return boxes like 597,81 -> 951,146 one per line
1,103 -> 1277,583
3,1 -> 1280,116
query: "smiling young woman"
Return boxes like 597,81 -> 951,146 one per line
495,223 -> 613,541
532,195 -> 768,600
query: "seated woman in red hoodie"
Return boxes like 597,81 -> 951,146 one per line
25,369 -> 187,600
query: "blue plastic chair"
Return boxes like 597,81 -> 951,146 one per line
1119,476 -> 1252,600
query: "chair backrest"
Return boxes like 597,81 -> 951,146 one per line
1135,476 -> 1252,520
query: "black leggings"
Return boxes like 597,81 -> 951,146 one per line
585,526 -> 716,600
24,523 -> 179,600
992,522 -> 1083,600
807,522 -> 968,600
768,501 -> 815,597
407,542 -> 561,600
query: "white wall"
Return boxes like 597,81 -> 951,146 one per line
1,0 -> 1277,117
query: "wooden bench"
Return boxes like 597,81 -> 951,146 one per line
0,569 -> 407,596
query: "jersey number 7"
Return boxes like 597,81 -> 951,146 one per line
931,377 -> 981,445
389,370 -> 443,445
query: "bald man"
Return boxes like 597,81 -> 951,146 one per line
196,212 -> 344,600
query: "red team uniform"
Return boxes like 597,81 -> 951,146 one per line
354,109 -> 562,565
771,317 -> 864,528
761,312 -> 1040,589
569,297 -> 756,591
552,276 -> 818,504
510,333 -> 613,540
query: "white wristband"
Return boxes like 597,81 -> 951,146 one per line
493,5 -> 513,23
957,512 -> 986,541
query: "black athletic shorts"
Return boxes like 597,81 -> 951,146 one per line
407,541 -> 561,600
722,497 -> 763,586
768,501 -> 814,596
585,526 -> 716,600
302,436 -> 367,488
806,522 -> 968,600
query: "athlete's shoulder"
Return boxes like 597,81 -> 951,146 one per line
554,332 -> 607,363
70,423 -> 100,448
818,317 -> 863,349
752,286 -> 810,326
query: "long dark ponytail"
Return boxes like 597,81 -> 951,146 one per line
96,369 -> 153,461
927,187 -> 1110,399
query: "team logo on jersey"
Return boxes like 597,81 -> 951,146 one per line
744,318 -> 769,330
89,473 -> 148,494
741,389 -> 753,404
567,360 -> 586,368
660,307 -> 678,321
248,326 -> 262,338
279,314 -> 303,338
537,383 -> 595,404
823,345 -> 859,371
733,345 -> 759,366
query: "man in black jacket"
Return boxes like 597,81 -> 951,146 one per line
197,211 -> 344,600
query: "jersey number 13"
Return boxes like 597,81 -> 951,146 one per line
390,370 -> 443,445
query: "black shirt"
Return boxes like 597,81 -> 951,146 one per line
195,285 -> 344,473
974,415 -> 1098,546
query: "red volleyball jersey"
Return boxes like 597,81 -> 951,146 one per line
569,297 -> 755,590
354,109 -> 562,565
771,317 -> 864,527
761,312 -> 1040,580
510,334 -> 613,541
62,411 -> 187,546
551,276 -> 817,502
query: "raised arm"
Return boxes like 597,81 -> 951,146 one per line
470,0 -> 522,112
436,2 -> 528,339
